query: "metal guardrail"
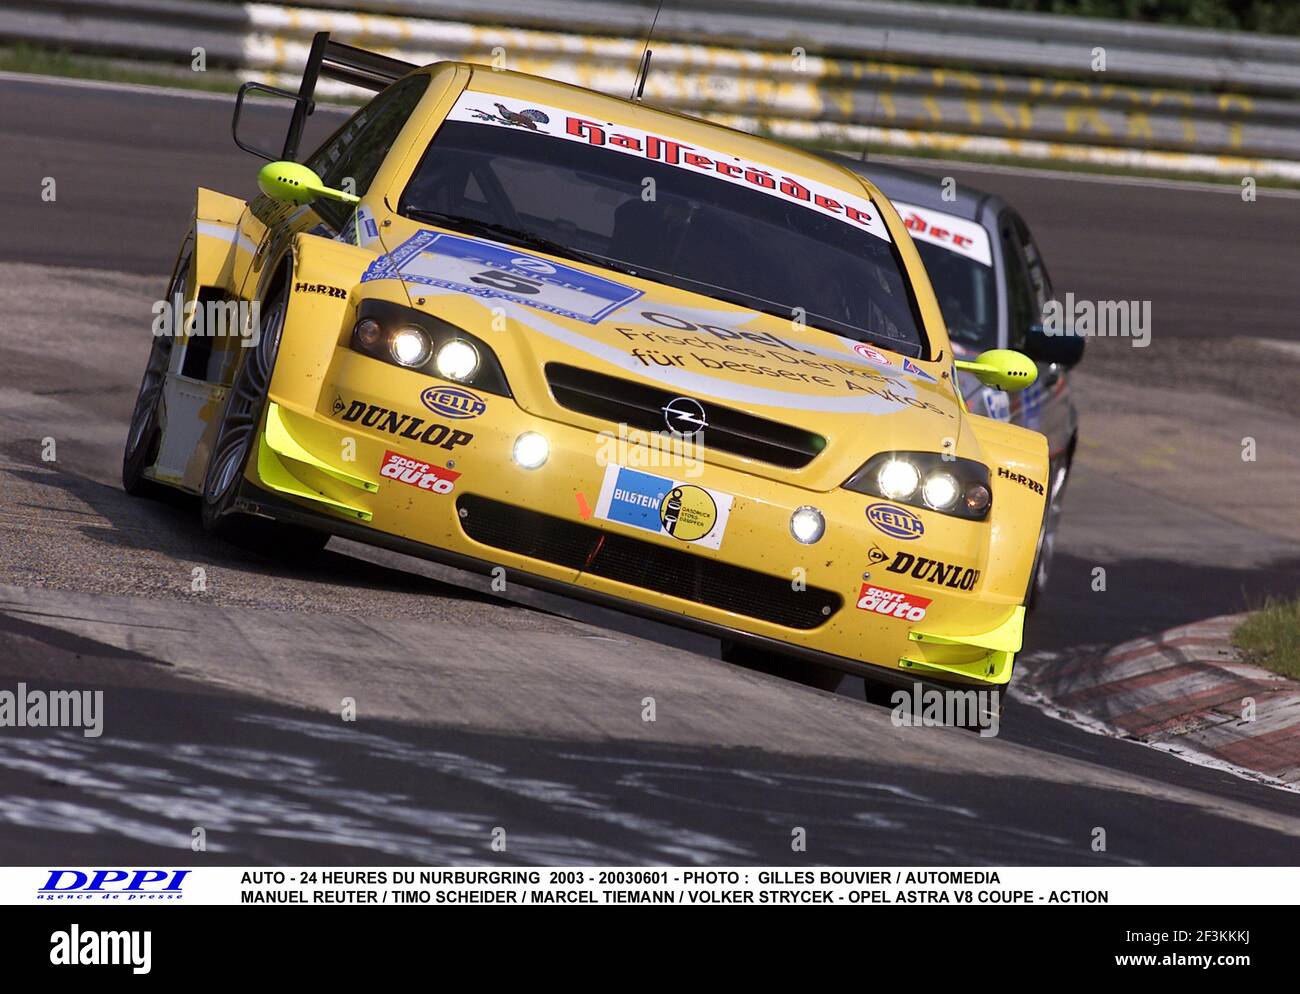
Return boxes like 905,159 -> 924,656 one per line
6,0 -> 1300,178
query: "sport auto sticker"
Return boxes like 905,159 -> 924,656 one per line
448,91 -> 893,244
856,583 -> 932,622
379,450 -> 460,494
361,230 -> 642,324
594,464 -> 733,550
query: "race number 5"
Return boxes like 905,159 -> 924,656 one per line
470,270 -> 542,294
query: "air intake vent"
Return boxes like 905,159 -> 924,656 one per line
545,363 -> 825,469
457,494 -> 840,630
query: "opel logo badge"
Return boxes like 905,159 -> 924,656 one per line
662,396 -> 707,436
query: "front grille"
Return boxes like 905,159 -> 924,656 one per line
545,363 -> 826,469
457,495 -> 840,630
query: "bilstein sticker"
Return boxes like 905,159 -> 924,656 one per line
594,465 -> 732,549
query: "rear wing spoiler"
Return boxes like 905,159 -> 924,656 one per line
232,32 -> 418,162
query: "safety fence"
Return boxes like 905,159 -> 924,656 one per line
6,0 -> 1300,178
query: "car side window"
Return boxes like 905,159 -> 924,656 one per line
999,219 -> 1038,350
1010,213 -> 1053,313
304,74 -> 431,228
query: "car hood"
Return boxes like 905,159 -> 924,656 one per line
364,219 -> 965,491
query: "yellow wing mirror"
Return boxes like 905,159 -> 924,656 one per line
953,349 -> 1037,393
256,161 -> 360,206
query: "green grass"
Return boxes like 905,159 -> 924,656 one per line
1233,599 -> 1300,681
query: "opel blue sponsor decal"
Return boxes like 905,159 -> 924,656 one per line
421,385 -> 486,419
866,502 -> 924,540
361,230 -> 641,324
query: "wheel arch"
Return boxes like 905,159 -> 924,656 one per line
966,416 -> 1050,604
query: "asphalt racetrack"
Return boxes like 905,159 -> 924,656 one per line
2,74 -> 1299,865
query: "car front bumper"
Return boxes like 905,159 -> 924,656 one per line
243,349 -> 1026,688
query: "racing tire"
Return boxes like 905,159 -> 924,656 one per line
199,281 -> 328,560
123,239 -> 189,500
1026,455 -> 1070,610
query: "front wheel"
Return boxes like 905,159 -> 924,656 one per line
123,240 -> 189,499
199,283 -> 327,559
1026,457 -> 1069,609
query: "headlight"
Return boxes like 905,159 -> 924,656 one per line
390,326 -> 432,367
435,339 -> 479,382
921,471 -> 959,511
347,299 -> 511,397
353,317 -> 384,352
790,506 -> 825,544
513,431 -> 549,469
876,458 -> 920,500
844,452 -> 992,521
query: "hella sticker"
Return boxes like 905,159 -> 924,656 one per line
421,385 -> 486,420
866,502 -> 924,540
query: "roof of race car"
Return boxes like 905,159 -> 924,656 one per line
457,65 -> 891,203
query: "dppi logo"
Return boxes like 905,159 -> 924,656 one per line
866,503 -> 924,540
421,386 -> 486,420
39,869 -> 190,901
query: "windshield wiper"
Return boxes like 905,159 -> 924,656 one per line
403,209 -> 642,277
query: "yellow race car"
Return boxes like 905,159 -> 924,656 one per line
123,34 -> 1047,695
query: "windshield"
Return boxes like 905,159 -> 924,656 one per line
888,201 -> 997,350
912,240 -> 998,349
399,94 -> 927,357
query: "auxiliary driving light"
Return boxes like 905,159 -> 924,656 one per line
790,506 -> 826,544
513,432 -> 549,469
435,339 -> 479,381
